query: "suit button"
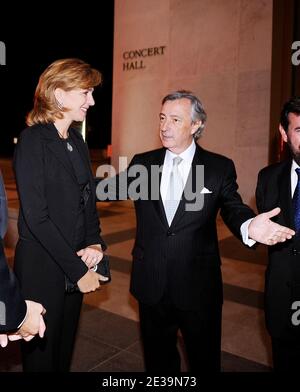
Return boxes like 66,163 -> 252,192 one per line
292,248 -> 300,256
167,230 -> 176,236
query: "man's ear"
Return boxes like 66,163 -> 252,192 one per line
191,121 -> 201,135
279,124 -> 288,143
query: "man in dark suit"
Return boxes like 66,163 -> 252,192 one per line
0,170 -> 46,347
97,90 -> 294,372
256,96 -> 300,371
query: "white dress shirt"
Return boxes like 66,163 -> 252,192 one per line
160,141 -> 196,206
291,159 -> 300,196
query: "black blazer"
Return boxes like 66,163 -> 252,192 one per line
101,144 -> 255,310
13,123 -> 106,284
0,172 -> 26,332
256,160 -> 300,338
0,170 -> 8,240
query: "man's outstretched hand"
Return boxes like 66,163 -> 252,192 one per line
249,207 -> 295,245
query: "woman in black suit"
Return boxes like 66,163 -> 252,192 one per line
13,58 -> 107,372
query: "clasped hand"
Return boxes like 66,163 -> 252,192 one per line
0,300 -> 46,348
76,244 -> 109,293
77,244 -> 103,268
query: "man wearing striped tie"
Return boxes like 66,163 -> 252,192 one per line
256,96 -> 300,371
98,90 -> 295,372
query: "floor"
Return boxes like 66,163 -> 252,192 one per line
0,157 -> 272,372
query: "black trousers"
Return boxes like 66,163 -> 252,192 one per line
272,336 -> 300,371
271,260 -> 300,372
21,290 -> 83,372
14,236 -> 84,372
139,301 -> 222,372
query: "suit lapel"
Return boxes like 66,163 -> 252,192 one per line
42,124 -> 78,183
279,160 -> 294,228
170,144 -> 204,228
69,129 -> 92,177
151,149 -> 169,228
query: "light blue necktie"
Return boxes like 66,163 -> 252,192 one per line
165,156 -> 184,226
293,167 -> 300,233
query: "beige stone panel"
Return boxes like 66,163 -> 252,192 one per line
236,69 -> 271,148
168,71 -> 238,155
170,0 -> 240,76
112,0 -> 273,206
238,0 -> 273,72
121,55 -> 169,82
112,1 -> 170,165
114,0 -> 170,85
231,145 -> 268,206
112,80 -> 167,167
115,0 -> 170,22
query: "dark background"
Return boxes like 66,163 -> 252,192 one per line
0,3 -> 114,156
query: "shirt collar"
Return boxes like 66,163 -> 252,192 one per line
165,140 -> 196,165
291,159 -> 300,174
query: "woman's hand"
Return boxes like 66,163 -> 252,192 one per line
77,270 -> 101,293
77,244 -> 103,268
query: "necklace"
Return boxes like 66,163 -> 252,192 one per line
57,130 -> 73,152
66,142 -> 73,152
57,129 -> 68,139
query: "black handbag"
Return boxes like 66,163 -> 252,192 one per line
65,254 -> 111,293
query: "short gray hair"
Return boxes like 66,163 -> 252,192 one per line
162,90 -> 207,140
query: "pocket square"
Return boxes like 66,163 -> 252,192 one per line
200,187 -> 212,194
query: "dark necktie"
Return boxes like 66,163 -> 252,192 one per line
293,167 -> 300,233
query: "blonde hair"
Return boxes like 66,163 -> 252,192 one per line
26,58 -> 102,126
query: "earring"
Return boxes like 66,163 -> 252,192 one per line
56,99 -> 63,110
